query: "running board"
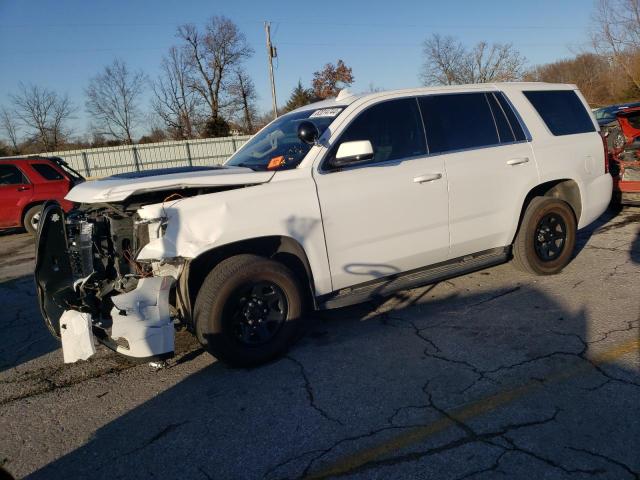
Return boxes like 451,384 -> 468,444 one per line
317,247 -> 511,310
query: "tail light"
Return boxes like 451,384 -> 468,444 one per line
601,132 -> 609,173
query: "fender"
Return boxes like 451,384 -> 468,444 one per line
134,169 -> 333,297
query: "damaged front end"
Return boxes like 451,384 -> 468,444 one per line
35,201 -> 182,363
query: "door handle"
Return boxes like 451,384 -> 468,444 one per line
17,186 -> 31,191
506,157 -> 530,166
413,173 -> 442,184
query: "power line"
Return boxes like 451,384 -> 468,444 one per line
0,19 -> 584,31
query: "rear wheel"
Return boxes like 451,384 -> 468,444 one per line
23,205 -> 43,235
512,197 -> 577,275
193,254 -> 304,367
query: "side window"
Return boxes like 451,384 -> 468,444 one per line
329,98 -> 427,166
419,93 -> 499,154
31,163 -> 64,180
0,165 -> 27,185
495,92 -> 526,141
523,90 -> 595,136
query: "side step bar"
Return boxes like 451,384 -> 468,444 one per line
317,247 -> 511,309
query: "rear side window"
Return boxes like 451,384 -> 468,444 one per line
31,163 -> 64,180
330,97 -> 427,165
419,93 -> 499,154
523,90 -> 595,136
0,165 -> 27,185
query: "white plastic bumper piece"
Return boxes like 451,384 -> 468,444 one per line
110,276 -> 175,358
60,310 -> 96,363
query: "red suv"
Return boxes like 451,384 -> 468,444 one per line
0,156 -> 83,234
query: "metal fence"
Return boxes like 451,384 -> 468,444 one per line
6,135 -> 252,178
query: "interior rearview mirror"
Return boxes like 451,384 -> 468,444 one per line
332,140 -> 374,167
297,121 -> 319,145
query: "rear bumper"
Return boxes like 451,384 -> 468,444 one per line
578,174 -> 612,229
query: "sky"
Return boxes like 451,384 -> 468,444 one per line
0,0 -> 594,138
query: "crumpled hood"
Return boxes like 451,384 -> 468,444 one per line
65,166 -> 275,203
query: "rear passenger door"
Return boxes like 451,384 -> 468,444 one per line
418,92 -> 539,258
28,161 -> 71,202
0,164 -> 31,228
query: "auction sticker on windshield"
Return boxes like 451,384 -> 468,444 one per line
309,108 -> 342,118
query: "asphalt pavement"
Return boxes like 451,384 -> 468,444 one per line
0,207 -> 639,480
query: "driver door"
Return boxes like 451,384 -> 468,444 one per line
313,97 -> 450,291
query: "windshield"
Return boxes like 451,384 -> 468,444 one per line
226,107 -> 342,171
594,108 -> 609,120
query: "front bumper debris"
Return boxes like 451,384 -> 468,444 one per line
109,276 -> 175,358
60,310 -> 96,363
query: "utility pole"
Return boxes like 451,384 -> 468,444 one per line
264,21 -> 278,119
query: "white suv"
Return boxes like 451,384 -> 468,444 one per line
35,83 -> 612,366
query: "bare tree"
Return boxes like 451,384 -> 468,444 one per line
227,68 -> 257,133
86,59 -> 146,144
592,0 -> 640,90
177,16 -> 253,121
421,34 -> 526,86
526,53 -> 615,106
9,84 -> 74,151
0,107 -> 21,154
152,47 -> 200,139
420,34 -> 467,85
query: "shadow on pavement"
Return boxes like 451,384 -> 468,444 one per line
26,284 -> 640,480
574,204 -> 622,256
0,275 -> 59,373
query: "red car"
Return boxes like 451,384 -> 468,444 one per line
0,156 -> 83,234
603,106 -> 640,205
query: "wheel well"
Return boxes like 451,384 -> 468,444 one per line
181,236 -> 316,325
516,179 -> 582,236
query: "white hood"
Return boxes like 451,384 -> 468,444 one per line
65,166 -> 275,203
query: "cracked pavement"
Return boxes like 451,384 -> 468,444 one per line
0,206 -> 639,480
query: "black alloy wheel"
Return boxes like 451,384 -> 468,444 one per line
534,213 -> 567,262
225,281 -> 288,346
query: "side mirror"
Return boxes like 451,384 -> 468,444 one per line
332,140 -> 374,167
297,121 -> 319,145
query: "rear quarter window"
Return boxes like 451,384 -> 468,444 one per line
31,163 -> 65,180
523,90 -> 595,136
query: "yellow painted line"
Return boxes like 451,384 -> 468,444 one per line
307,338 -> 639,479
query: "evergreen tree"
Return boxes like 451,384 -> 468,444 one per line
283,81 -> 315,112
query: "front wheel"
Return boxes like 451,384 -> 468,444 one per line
512,197 -> 577,275
193,254 -> 304,367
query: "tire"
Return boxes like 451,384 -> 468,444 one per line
23,205 -> 43,235
193,254 -> 304,367
512,197 -> 577,275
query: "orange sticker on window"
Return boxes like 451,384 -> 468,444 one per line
267,156 -> 285,170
